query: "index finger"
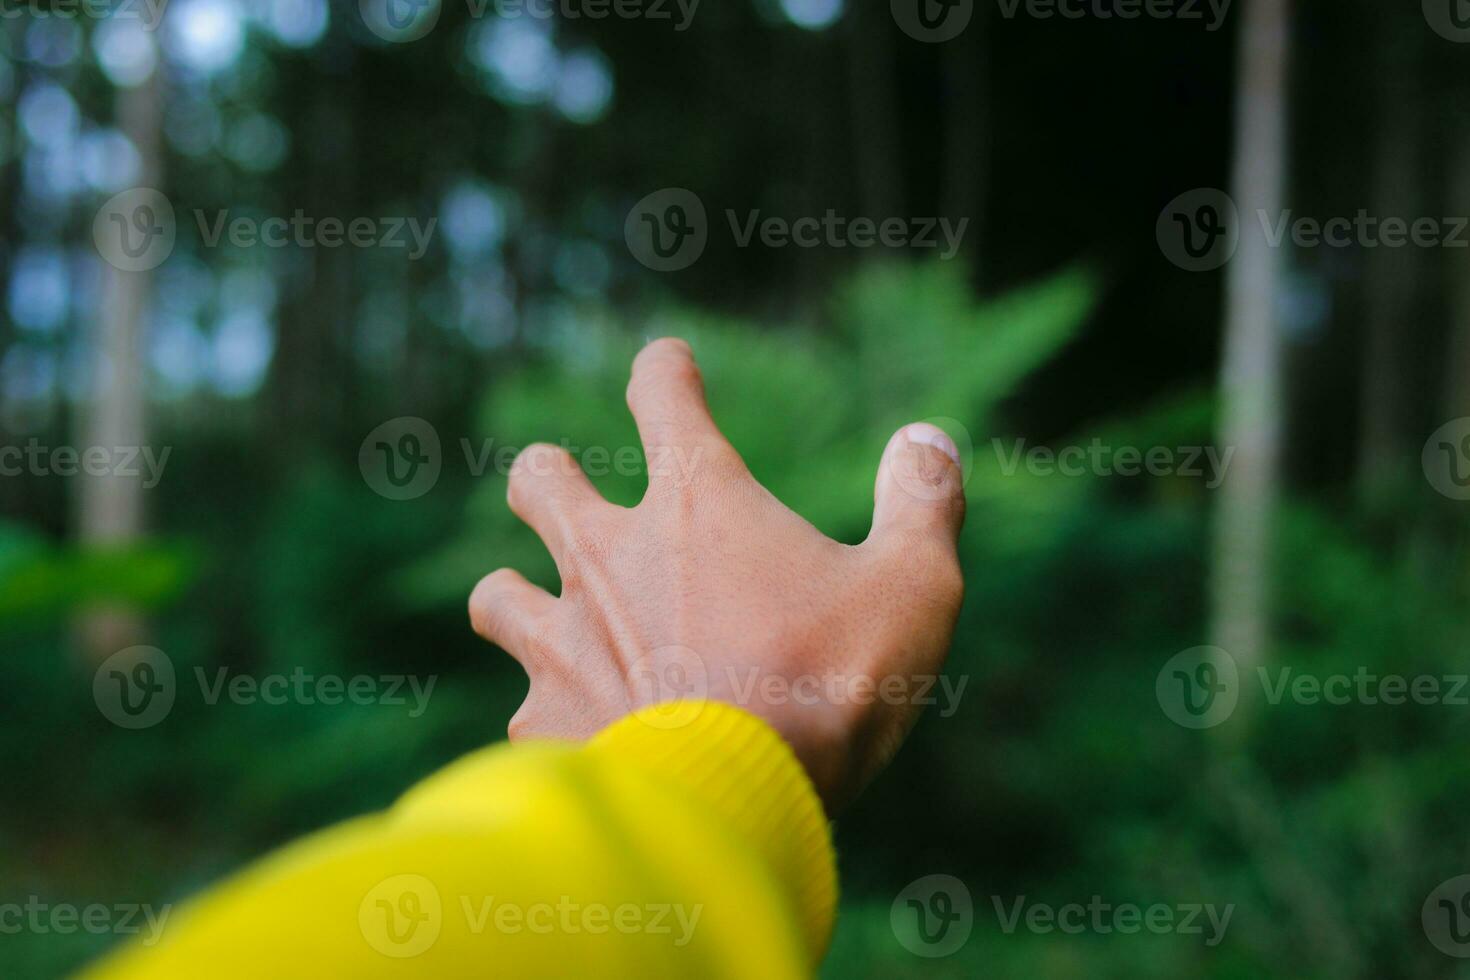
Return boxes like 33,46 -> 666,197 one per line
625,338 -> 733,482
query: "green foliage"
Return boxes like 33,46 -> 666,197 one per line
7,263 -> 1468,978
0,522 -> 195,625
403,261 -> 1098,602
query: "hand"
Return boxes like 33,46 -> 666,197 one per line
468,338 -> 966,811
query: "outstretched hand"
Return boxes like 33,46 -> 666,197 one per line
469,338 -> 966,811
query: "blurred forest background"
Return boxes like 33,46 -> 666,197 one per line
4,0 -> 1470,976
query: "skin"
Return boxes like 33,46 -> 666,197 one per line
468,337 -> 966,812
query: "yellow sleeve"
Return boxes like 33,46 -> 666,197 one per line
77,701 -> 837,980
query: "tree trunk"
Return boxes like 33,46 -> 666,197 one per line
845,4 -> 903,225
1444,127 -> 1470,422
1207,0 -> 1291,671
75,60 -> 162,662
1356,29 -> 1421,504
942,6 -> 986,278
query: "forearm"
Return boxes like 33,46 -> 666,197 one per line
78,701 -> 835,980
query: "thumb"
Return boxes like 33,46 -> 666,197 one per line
868,422 -> 967,548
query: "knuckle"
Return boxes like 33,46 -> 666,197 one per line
884,529 -> 962,592
554,530 -> 610,592
507,705 -> 535,741
933,552 -> 965,607
523,621 -> 559,662
649,437 -> 739,490
563,530 -> 607,568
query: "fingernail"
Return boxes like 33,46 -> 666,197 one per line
905,423 -> 961,467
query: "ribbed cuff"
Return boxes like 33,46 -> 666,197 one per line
589,700 -> 837,965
